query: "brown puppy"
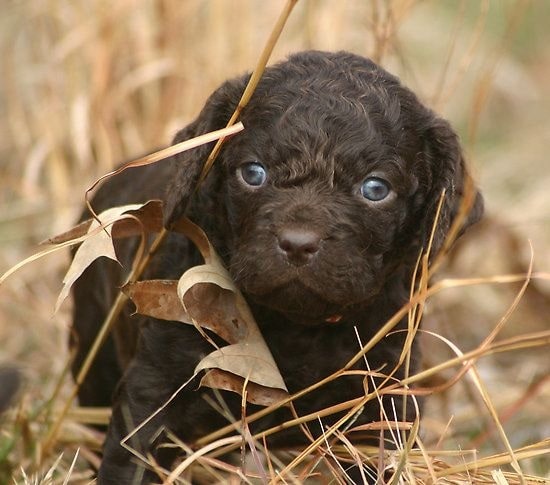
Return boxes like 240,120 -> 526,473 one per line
71,51 -> 483,483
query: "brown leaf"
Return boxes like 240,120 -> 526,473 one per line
55,207 -> 124,313
195,342 -> 287,393
110,199 -> 164,238
55,202 -> 162,312
47,199 -> 164,246
179,279 -> 248,345
201,369 -> 289,407
175,219 -> 288,396
121,280 -> 190,324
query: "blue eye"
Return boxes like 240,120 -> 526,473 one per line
238,162 -> 267,187
360,177 -> 391,201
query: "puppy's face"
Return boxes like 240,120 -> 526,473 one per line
216,72 -> 428,323
166,52 -> 483,324
220,117 -> 421,322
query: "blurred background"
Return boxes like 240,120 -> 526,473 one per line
1,0 -> 548,481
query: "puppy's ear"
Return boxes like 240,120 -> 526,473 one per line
420,118 -> 484,259
163,76 -> 247,228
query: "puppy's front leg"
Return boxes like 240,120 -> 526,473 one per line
98,370 -> 182,484
98,323 -> 228,484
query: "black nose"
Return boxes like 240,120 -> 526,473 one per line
277,227 -> 321,265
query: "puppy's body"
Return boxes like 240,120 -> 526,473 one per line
71,51 -> 482,483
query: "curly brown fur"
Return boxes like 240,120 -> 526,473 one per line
71,51 -> 483,484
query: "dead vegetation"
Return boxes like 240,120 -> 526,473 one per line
1,1 -> 549,483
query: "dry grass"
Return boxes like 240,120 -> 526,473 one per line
1,0 -> 549,483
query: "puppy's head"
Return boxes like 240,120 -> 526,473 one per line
164,51 -> 483,324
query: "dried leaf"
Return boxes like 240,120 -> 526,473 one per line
48,199 -> 164,246
179,282 -> 246,344
121,280 -> 190,324
55,207 -> 127,313
110,199 -> 164,238
55,202 -> 163,312
195,342 -> 287,393
175,219 -> 288,398
201,369 -> 289,407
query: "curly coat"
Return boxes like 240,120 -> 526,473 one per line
71,51 -> 483,483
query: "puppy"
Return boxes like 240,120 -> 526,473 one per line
71,51 -> 483,483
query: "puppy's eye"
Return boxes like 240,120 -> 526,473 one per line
238,162 -> 267,187
360,177 -> 391,201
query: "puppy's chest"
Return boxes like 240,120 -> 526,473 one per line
262,325 -> 363,393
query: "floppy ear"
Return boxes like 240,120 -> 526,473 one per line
163,76 -> 248,228
420,117 -> 484,259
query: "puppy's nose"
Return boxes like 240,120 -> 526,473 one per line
277,227 -> 321,265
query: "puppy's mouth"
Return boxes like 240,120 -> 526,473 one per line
246,281 -> 347,325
